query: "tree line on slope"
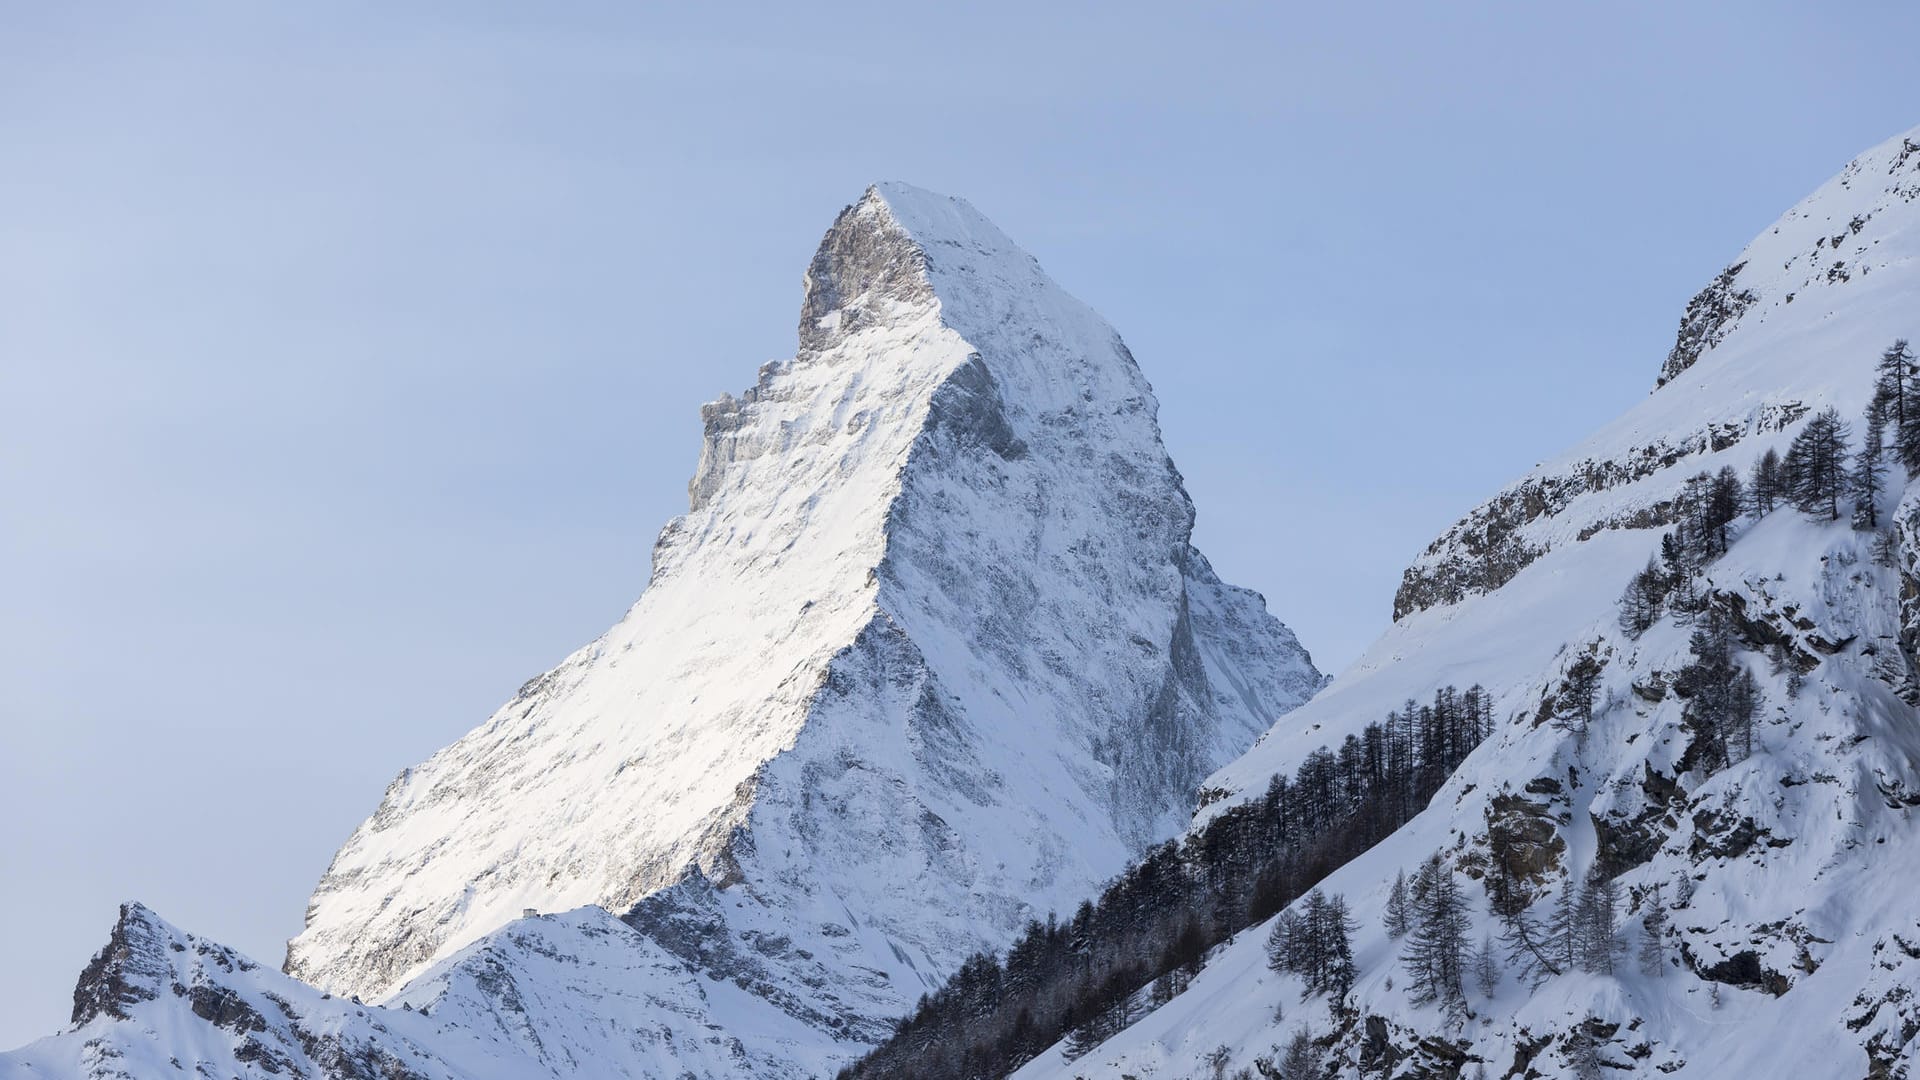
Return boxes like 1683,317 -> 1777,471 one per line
1613,350 -> 1920,769
838,686 -> 1493,1080
1621,341 -> 1917,639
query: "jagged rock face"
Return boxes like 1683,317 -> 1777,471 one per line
1015,125 -> 1920,1080
1657,261 -> 1759,389
278,182 -> 1319,1061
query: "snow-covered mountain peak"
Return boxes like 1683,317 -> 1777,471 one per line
259,182 -> 1320,1070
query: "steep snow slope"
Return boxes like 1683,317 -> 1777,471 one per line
0,182 -> 1319,1078
1019,126 -> 1920,1078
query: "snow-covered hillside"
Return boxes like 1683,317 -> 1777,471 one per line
1011,126 -> 1920,1080
0,903 -> 821,1080
1,183 -> 1319,1078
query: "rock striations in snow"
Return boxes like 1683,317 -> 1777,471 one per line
1,183 -> 1320,1079
1010,125 -> 1920,1079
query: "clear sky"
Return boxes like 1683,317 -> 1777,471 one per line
6,0 -> 1920,1048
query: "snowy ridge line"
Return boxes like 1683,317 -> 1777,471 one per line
841,685 -> 1493,1079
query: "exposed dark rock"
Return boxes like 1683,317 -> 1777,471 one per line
797,189 -> 935,357
1359,1014 -> 1402,1076
1682,943 -> 1791,996
1486,792 -> 1566,885
1657,262 -> 1757,388
1352,1014 -> 1471,1079
1593,763 -> 1684,878
187,983 -> 268,1033
1688,807 -> 1770,862
290,1023 -> 433,1080
1508,1031 -> 1552,1079
924,353 -> 1026,461
72,903 -> 170,1025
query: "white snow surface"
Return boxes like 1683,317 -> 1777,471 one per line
1015,125 -> 1920,1078
0,182 -> 1318,1078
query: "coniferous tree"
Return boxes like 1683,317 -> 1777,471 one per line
1544,869 -> 1580,976
1674,607 -> 1736,773
1061,993 -> 1135,1062
1782,407 -> 1853,521
1149,970 -> 1177,1007
1659,530 -> 1691,581
1618,556 -> 1668,637
1266,909 -> 1303,976
1383,870 -> 1411,939
1485,813 -> 1531,924
1555,653 -> 1604,735
1706,466 -> 1744,555
1877,339 -> 1920,472
843,684 -> 1494,1080
1877,339 -> 1913,432
1660,530 -> 1704,620
1749,447 -> 1784,516
1668,468 -> 1745,562
1473,933 -> 1500,998
1854,392 -> 1889,530
1671,472 -> 1715,565
1275,1028 -> 1318,1080
1638,884 -> 1669,977
1500,905 -> 1560,988
1320,892 -> 1358,1000
1575,866 -> 1620,975
1402,854 -> 1468,1006
1726,666 -> 1760,763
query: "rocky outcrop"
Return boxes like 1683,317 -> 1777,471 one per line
1392,403 -> 1809,621
1657,261 -> 1758,389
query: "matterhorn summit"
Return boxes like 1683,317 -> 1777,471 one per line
286,180 -> 1321,1011
1,183 -> 1319,1079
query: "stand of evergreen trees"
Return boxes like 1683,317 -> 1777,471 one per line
1673,606 -> 1761,773
1265,888 -> 1357,999
1620,340 -> 1918,638
1496,862 -> 1625,988
840,686 -> 1493,1080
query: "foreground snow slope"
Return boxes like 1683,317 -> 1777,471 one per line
2,183 -> 1320,1078
1021,126 -> 1920,1079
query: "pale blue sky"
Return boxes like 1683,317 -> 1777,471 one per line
5,1 -> 1919,1046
